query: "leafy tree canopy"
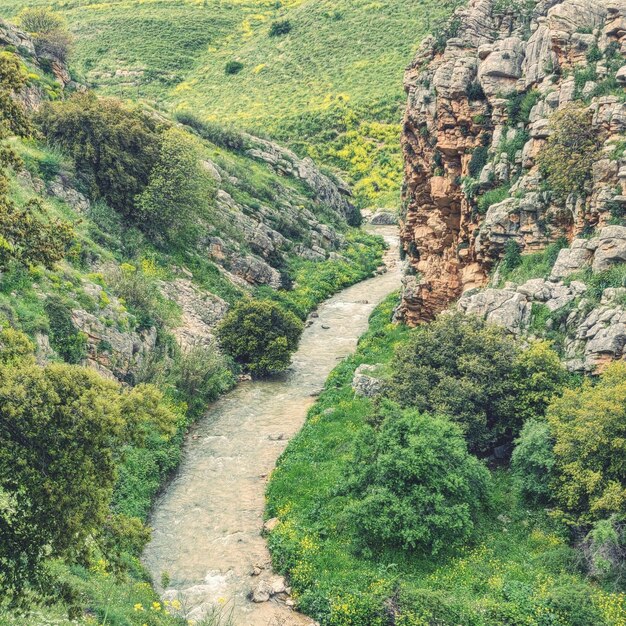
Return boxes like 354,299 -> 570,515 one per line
217,299 -> 303,376
345,402 -> 490,555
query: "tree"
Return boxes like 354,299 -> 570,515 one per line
345,403 -> 490,555
217,299 -> 303,376
18,7 -> 73,63
36,92 -> 162,220
0,53 -> 74,271
0,362 -> 176,597
537,103 -> 601,202
136,127 -> 214,245
547,362 -> 626,525
390,312 -> 520,455
511,418 -> 556,505
510,340 -> 570,425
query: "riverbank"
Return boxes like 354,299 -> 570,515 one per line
142,227 -> 401,625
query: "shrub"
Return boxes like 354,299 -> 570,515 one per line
390,312 -> 520,455
0,363 -> 176,597
18,8 -> 73,63
0,55 -> 74,271
44,295 -> 87,364
170,342 -> 234,417
502,239 -> 522,270
468,145 -> 488,178
174,110 -> 248,152
547,362 -> 626,525
345,403 -> 490,554
511,418 -> 556,505
136,127 -> 215,245
477,184 -> 509,214
36,92 -> 162,220
106,263 -> 179,331
466,79 -> 486,101
269,20 -> 292,37
217,299 -> 303,376
225,60 -> 244,75
537,103 -> 602,202
510,340 -> 570,424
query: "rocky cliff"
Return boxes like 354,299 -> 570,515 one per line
398,0 -> 626,324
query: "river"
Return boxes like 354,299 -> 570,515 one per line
143,226 -> 401,625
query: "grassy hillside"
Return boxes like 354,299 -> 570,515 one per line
2,0 -> 458,208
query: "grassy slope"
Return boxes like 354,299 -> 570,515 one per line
2,0 -> 456,209
266,295 -> 626,626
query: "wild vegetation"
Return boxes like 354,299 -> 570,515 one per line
267,296 -> 626,625
0,15 -> 386,622
2,0 -> 462,210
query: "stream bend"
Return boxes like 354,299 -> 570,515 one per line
143,226 -> 401,625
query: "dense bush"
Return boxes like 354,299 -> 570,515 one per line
217,299 -> 303,376
170,342 -> 234,417
36,92 -> 162,220
18,8 -> 73,63
44,295 -> 87,364
537,103 -> 601,202
345,403 -> 490,555
511,418 -> 556,505
225,60 -> 244,75
0,54 -> 74,271
391,316 -> 568,456
0,358 -> 176,597
390,313 -> 519,455
136,127 -> 215,245
547,362 -> 626,525
269,20 -> 292,37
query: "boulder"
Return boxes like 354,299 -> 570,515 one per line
352,364 -> 384,398
550,241 -> 592,279
251,580 -> 272,603
591,225 -> 626,272
370,211 -> 398,225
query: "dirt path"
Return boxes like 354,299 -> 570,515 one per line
143,227 -> 401,625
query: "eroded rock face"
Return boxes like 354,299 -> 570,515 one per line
458,224 -> 626,372
399,0 -> 626,325
0,19 -> 77,110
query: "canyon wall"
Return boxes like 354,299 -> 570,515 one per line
399,0 -> 626,324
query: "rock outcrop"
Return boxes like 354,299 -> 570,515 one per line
399,0 -> 626,324
0,19 -> 78,110
458,224 -> 626,372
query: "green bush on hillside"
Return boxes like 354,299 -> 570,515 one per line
217,299 -> 303,376
345,403 -> 490,555
36,92 -> 163,220
511,418 -> 556,505
18,7 -> 73,63
391,316 -> 568,456
44,294 -> 87,364
136,127 -> 215,246
225,60 -> 244,74
537,103 -> 602,202
269,20 -> 292,37
547,362 -> 626,526
0,54 -> 74,272
0,358 -> 176,599
390,312 -> 520,455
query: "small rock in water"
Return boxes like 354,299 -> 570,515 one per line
268,433 -> 285,441
310,311 -> 319,318
264,517 -> 280,533
252,580 -> 272,603
286,598 -> 295,608
250,565 -> 263,576
322,324 -> 330,329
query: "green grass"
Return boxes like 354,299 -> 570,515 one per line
3,0 -> 459,208
265,295 -> 626,626
494,238 -> 568,287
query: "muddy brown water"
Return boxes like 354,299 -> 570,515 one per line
143,227 -> 401,626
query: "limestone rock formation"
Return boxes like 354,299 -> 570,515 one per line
399,0 -> 626,324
